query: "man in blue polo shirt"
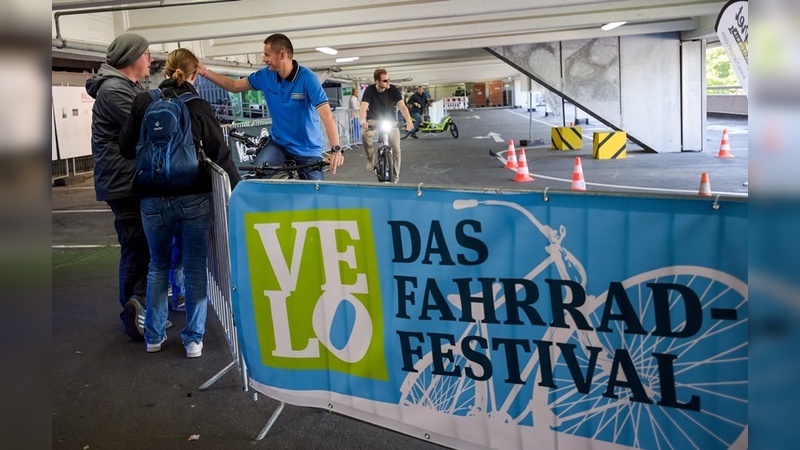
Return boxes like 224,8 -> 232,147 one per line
198,33 -> 344,180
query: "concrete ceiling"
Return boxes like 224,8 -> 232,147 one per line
53,0 -> 723,86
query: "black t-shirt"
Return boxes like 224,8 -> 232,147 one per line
362,83 -> 403,121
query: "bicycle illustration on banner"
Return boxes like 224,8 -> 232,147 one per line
398,199 -> 748,450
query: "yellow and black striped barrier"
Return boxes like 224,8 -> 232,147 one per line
551,126 -> 583,150
592,131 -> 627,159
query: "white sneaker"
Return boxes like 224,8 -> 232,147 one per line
146,336 -> 166,353
185,341 -> 203,358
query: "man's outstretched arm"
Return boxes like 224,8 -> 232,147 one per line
196,64 -> 251,93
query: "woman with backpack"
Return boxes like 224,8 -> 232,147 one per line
120,48 -> 240,358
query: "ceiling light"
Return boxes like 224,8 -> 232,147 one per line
601,21 -> 627,31
315,47 -> 338,55
335,56 -> 359,63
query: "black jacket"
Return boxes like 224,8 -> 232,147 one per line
120,78 -> 240,197
85,64 -> 145,202
408,92 -> 428,115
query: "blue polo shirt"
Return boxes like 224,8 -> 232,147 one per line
247,61 -> 328,157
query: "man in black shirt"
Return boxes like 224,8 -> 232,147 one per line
359,68 -> 414,182
407,85 -> 430,138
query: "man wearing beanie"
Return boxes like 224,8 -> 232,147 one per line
86,32 -> 158,340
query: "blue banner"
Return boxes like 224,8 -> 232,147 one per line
229,181 -> 747,449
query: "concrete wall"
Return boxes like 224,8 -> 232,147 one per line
491,42 -> 565,119
562,38 -> 621,124
490,32 -> 700,153
620,33 -> 682,152
707,95 -> 748,115
681,39 -> 706,151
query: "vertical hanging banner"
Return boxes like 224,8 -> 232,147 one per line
715,0 -> 749,96
229,182 -> 748,450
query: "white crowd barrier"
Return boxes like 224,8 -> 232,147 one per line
441,96 -> 469,110
325,108 -> 362,151
198,159 -> 248,393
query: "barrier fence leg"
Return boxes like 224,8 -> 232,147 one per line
255,401 -> 285,441
199,360 -> 236,391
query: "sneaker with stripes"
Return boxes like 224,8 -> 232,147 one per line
136,309 -> 172,333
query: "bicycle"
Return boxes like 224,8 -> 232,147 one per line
367,121 -> 396,183
228,129 -> 329,180
399,114 -> 458,140
399,198 -> 748,449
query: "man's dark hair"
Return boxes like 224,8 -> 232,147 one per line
373,68 -> 387,82
264,33 -> 294,57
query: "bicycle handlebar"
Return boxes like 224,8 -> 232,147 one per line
239,159 -> 330,180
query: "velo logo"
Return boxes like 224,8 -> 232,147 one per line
245,209 -> 388,381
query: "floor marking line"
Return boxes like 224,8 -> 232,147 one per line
52,209 -> 111,213
491,150 -> 746,196
53,244 -> 119,249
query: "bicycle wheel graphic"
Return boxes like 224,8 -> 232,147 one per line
398,283 -> 537,424
398,320 -> 488,417
546,266 -> 748,450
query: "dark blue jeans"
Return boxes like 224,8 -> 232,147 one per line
254,140 -> 324,181
106,197 -> 150,331
411,111 -> 422,133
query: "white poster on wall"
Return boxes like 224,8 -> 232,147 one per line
52,107 -> 58,160
52,86 -> 95,160
715,0 -> 748,96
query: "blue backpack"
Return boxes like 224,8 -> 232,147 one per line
135,89 -> 200,189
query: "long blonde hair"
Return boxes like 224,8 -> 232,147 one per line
164,48 -> 199,86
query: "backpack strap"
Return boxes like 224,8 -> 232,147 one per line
148,89 -> 163,102
177,92 -> 200,103
176,92 -> 203,155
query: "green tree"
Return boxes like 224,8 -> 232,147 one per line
706,47 -> 741,93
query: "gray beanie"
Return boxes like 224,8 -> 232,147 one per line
106,33 -> 150,69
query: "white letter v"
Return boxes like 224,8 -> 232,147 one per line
253,223 -> 304,290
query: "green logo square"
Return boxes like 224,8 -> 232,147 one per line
245,208 -> 388,380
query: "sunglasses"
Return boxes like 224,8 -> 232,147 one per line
380,79 -> 390,83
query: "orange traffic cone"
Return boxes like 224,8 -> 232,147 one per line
571,157 -> 586,191
505,140 -> 518,169
716,129 -> 734,158
513,148 -> 534,182
698,172 -> 712,196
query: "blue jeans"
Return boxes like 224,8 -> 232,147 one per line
106,197 -> 150,331
170,232 -> 184,299
254,140 -> 324,181
140,194 -> 212,346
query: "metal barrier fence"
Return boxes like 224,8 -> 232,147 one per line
198,158 -> 248,393
327,108 -> 362,151
52,155 -> 93,180
706,85 -> 745,95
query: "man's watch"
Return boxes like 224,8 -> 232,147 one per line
331,145 -> 342,153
